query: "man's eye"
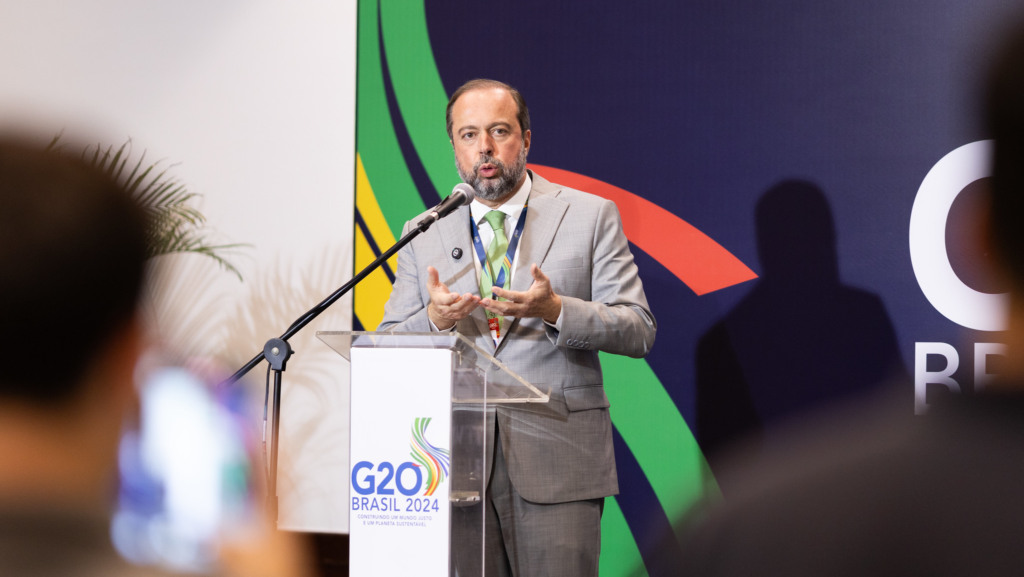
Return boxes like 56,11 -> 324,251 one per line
461,132 -> 476,141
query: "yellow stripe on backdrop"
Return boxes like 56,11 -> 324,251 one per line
354,154 -> 398,330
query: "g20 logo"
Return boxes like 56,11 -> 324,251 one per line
351,460 -> 424,496
909,140 -> 1007,413
350,460 -> 440,513
350,418 -> 450,512
909,140 -> 1007,331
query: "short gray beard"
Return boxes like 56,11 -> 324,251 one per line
456,144 -> 528,203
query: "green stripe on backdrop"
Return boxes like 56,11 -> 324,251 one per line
602,497 -> 647,576
355,1 -> 723,573
357,0 -> 426,238
601,353 -> 719,528
379,1 -> 457,200
371,3 -> 717,528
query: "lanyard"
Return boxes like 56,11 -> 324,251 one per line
470,204 -> 529,295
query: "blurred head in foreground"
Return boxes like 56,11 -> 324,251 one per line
986,23 -> 1024,381
671,20 -> 1024,577
0,137 -> 314,577
0,134 -> 148,507
0,137 -> 148,400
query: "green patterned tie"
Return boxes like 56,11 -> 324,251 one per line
479,210 -> 509,299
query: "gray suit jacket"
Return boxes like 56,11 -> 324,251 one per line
379,171 -> 656,504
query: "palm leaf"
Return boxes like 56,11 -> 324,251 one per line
49,135 -> 246,280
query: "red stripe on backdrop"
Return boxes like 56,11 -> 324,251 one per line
529,164 -> 758,295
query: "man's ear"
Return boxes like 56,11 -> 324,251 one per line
523,129 -> 531,154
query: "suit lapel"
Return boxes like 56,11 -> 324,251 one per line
512,174 -> 568,293
433,206 -> 477,294
438,172 -> 569,352
491,173 -> 569,354
432,205 -> 492,340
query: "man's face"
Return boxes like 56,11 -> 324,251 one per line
450,87 -> 531,205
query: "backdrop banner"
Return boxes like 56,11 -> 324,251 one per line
353,1 -> 1024,574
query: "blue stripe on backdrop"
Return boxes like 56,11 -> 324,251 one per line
611,427 -> 683,576
354,210 -> 395,284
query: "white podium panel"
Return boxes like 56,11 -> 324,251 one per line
349,347 -> 452,576
318,331 -> 547,577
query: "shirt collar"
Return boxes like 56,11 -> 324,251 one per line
470,172 -> 532,225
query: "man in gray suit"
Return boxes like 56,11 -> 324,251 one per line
379,79 -> 656,576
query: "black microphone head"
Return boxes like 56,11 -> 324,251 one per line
419,183 -> 476,228
452,183 -> 475,205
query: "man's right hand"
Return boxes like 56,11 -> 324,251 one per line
426,266 -> 481,330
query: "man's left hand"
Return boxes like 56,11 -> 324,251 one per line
481,264 -> 562,324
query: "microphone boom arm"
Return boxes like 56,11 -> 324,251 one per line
222,184 -> 470,524
224,218 -> 432,385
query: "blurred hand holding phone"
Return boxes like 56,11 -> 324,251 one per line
113,358 -> 314,576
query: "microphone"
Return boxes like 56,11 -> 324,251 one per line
416,183 -> 475,231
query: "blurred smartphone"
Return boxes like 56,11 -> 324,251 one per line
112,364 -> 258,573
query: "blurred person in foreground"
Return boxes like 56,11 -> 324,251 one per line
0,136 -> 309,577
674,22 -> 1024,577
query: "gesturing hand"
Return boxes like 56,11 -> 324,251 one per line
481,264 -> 562,324
426,266 -> 481,330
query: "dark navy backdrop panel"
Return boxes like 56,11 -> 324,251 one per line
425,0 -> 1024,430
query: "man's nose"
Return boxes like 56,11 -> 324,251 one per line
478,133 -> 494,156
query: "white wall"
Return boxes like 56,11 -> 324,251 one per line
0,0 -> 357,533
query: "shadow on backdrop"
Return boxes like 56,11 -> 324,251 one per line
695,179 -> 907,489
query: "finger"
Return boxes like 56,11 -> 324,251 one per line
451,299 -> 480,317
482,296 -> 522,315
479,298 -> 507,314
434,291 -> 461,307
427,266 -> 441,288
438,296 -> 478,323
490,286 -> 519,302
531,263 -> 550,284
452,293 -> 480,308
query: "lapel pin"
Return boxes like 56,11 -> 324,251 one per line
451,247 -> 463,260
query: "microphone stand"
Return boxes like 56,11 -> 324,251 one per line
223,211 -> 448,523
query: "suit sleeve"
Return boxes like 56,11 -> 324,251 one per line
552,198 -> 656,358
377,220 -> 433,333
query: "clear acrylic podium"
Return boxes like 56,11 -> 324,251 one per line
317,331 -> 549,577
